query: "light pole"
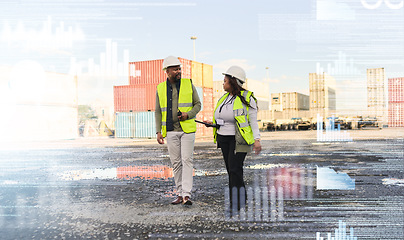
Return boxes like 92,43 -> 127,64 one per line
190,36 -> 197,61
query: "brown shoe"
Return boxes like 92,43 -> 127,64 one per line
171,196 -> 183,205
183,196 -> 192,206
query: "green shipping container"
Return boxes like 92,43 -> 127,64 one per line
134,111 -> 156,138
115,112 -> 135,138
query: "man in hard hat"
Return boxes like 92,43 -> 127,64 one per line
155,56 -> 201,206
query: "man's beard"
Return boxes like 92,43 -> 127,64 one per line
172,73 -> 181,81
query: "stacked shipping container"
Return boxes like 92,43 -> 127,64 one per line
282,92 -> 310,111
388,77 -> 404,127
114,58 -> 214,138
309,73 -> 336,119
367,68 -> 386,118
271,93 -> 282,112
213,80 -> 225,105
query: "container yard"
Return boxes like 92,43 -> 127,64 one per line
114,57 -> 214,139
1,1 -> 404,239
112,61 -> 404,139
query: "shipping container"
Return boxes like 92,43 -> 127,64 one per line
114,84 -> 158,112
202,63 -> 213,88
116,78 -> 202,112
134,111 -> 156,138
191,61 -> 203,87
367,68 -> 386,118
129,58 -> 192,85
179,57 -> 192,80
196,122 -> 204,138
388,102 -> 404,127
115,112 -> 135,138
195,110 -> 204,138
309,73 -> 336,93
310,89 -> 328,109
271,93 -> 282,111
283,109 -> 299,119
297,110 -> 311,119
201,110 -> 214,138
129,59 -> 164,85
203,88 -> 214,113
282,92 -> 309,111
388,77 -> 404,103
257,110 -> 271,121
195,86 -> 204,111
213,81 -> 225,99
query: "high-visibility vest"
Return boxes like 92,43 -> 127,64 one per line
157,79 -> 196,137
213,91 -> 255,145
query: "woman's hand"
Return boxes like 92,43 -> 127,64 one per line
204,121 -> 213,125
253,139 -> 262,155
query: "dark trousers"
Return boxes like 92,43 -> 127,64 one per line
216,134 -> 247,209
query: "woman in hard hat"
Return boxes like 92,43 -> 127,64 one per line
206,65 -> 261,211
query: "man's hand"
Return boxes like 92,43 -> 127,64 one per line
157,132 -> 164,144
253,139 -> 262,155
178,112 -> 188,121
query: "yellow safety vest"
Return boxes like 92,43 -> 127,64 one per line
157,78 -> 196,137
213,91 -> 255,145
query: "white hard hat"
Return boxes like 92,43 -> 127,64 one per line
222,66 -> 246,87
162,56 -> 182,70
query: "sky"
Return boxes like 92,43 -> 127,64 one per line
0,0 -> 403,110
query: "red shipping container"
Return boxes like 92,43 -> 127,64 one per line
129,59 -> 164,85
202,110 -> 214,138
179,57 -> 192,80
388,77 -> 404,103
388,102 -> 404,127
203,88 -> 214,113
196,111 -> 205,138
129,58 -> 192,85
114,84 -> 158,112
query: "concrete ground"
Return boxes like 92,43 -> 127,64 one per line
0,128 -> 403,239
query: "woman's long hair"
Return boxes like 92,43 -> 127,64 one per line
228,76 -> 256,109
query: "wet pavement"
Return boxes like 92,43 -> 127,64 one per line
0,130 -> 403,239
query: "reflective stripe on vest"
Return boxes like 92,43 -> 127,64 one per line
157,79 -> 196,137
213,91 -> 255,145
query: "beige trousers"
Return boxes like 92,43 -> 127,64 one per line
166,131 -> 195,197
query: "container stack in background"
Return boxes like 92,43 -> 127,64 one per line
388,77 -> 404,127
309,73 -> 337,119
113,57 -> 214,139
281,92 -> 310,119
213,81 -> 225,105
